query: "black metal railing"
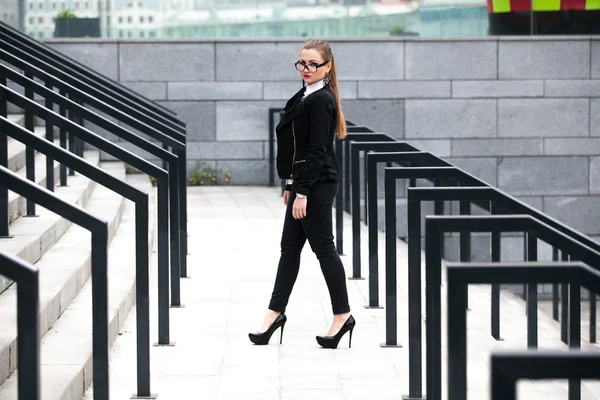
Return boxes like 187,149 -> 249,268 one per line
0,85 -> 177,348
0,165 -> 109,400
0,39 -> 188,280
446,260 -> 600,400
0,249 -> 40,399
0,26 -> 191,398
490,350 -> 600,400
0,116 -> 154,397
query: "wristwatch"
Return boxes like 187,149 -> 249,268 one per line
296,193 -> 307,199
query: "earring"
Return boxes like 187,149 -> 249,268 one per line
324,74 -> 330,86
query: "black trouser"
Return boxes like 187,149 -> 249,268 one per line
268,179 -> 350,315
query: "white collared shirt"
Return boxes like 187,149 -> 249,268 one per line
303,79 -> 325,98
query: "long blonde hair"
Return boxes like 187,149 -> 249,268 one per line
301,40 -> 347,140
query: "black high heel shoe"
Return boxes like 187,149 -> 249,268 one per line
248,313 -> 287,345
316,315 -> 356,349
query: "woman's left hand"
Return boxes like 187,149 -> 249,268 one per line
292,197 -> 307,219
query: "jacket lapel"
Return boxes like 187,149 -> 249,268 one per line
277,86 -> 306,129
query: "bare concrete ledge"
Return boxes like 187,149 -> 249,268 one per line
0,161 -> 139,397
0,171 -> 157,400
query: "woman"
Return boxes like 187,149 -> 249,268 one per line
248,39 -> 355,349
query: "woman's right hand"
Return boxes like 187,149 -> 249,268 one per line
283,190 -> 290,206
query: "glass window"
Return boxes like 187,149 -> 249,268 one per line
38,16 -> 43,23
148,15 -> 153,23
118,16 -> 123,23
140,16 -> 144,23
127,16 -> 132,23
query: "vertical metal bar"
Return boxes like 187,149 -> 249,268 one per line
24,72 -> 35,216
561,251 -> 569,344
552,247 -> 559,321
344,140 -> 350,213
491,203 -> 501,340
135,197 -> 151,397
161,143 -> 168,172
67,95 -> 75,177
434,179 -> 444,259
269,110 -> 274,186
590,293 -> 596,343
568,279 -> 581,400
382,170 -> 399,347
526,233 -> 538,349
366,155 -> 381,308
17,271 -> 40,400
44,81 -> 54,191
0,73 -> 9,237
156,177 -> 171,345
447,274 -> 467,400
177,147 -> 188,278
459,201 -> 470,310
58,88 -> 67,186
350,145 -> 363,280
407,187 -> 423,398
426,219 -> 442,400
335,138 -> 344,255
168,164 -> 182,307
363,152 -> 368,225
91,226 -> 109,400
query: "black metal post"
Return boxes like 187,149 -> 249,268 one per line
562,251 -> 569,344
344,139 -> 350,213
569,278 -> 581,400
526,233 -> 538,348
552,246 -> 559,321
591,292 -> 597,343
447,270 -> 467,400
366,153 -> 381,308
91,227 -> 110,400
16,264 -> 40,400
336,138 -> 344,255
24,72 -> 36,216
177,147 -> 188,278
133,197 -> 155,399
381,169 -> 401,348
407,190 -> 423,399
155,178 -> 173,346
490,203 -> 501,340
0,72 -> 8,237
59,88 -> 67,186
459,200 -> 470,310
169,161 -> 182,307
350,143 -> 364,280
45,81 -> 55,191
425,217 -> 443,400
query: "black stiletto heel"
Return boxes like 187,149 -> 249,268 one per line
248,313 -> 287,345
316,315 -> 356,349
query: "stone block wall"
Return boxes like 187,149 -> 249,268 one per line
43,37 -> 600,243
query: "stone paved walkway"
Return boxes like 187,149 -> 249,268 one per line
85,186 -> 600,400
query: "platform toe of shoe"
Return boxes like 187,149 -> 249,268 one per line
248,313 -> 287,345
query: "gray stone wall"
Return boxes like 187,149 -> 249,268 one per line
43,37 -> 600,241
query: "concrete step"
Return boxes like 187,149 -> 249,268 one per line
8,137 -> 64,225
0,162 -> 153,400
6,125 -> 47,172
0,150 -> 97,294
0,170 -> 157,400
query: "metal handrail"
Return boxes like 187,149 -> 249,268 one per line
0,115 -> 154,397
0,165 -> 109,400
0,22 -> 181,127
0,41 -> 189,277
446,261 -> 598,400
425,214 -> 600,400
490,350 -> 600,400
0,65 -> 187,289
0,90 -> 177,346
0,249 -> 40,400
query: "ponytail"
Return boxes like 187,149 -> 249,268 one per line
328,55 -> 347,140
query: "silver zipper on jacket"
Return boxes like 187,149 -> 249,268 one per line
291,118 -> 296,178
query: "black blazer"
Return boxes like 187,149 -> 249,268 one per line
275,85 -> 339,196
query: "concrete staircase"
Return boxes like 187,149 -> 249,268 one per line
0,113 -> 158,399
